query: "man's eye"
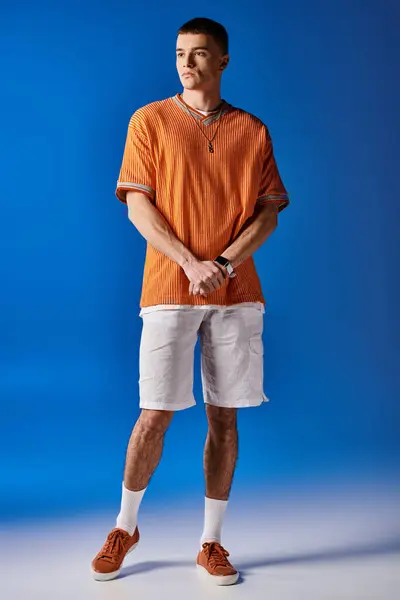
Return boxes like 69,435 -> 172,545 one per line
196,52 -> 206,56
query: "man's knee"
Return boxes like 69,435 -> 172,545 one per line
206,405 -> 237,435
138,408 -> 174,435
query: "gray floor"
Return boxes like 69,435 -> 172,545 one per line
2,481 -> 400,599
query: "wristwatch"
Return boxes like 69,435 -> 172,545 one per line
214,255 -> 236,278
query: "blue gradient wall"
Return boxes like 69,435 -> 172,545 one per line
1,0 -> 399,521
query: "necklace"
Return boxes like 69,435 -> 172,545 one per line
179,95 -> 225,153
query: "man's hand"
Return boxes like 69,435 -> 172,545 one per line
182,260 -> 227,297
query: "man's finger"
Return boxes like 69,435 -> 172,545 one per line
194,284 -> 208,297
213,263 -> 227,285
214,271 -> 224,287
200,279 -> 214,294
214,273 -> 223,286
205,279 -> 218,293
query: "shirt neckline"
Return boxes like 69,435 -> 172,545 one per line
172,93 -> 231,125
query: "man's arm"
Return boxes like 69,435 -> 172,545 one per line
126,190 -> 195,268
221,203 -> 278,270
126,191 -> 225,295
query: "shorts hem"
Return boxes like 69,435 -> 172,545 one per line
139,400 -> 196,411
204,396 -> 268,408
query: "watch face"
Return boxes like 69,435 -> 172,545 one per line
218,257 -> 229,267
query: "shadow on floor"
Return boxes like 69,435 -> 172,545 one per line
120,560 -> 192,578
120,559 -> 245,585
240,536 -> 400,572
119,535 -> 400,580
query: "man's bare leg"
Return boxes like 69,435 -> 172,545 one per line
115,408 -> 174,533
204,405 -> 238,500
200,405 -> 238,546
123,408 -> 174,490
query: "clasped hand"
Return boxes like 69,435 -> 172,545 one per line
183,260 -> 227,297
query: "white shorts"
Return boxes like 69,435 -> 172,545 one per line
138,304 -> 269,411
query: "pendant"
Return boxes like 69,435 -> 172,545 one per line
208,142 -> 214,153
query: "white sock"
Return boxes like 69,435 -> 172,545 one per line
200,497 -> 228,548
116,482 -> 146,535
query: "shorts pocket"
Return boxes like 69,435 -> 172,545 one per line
249,335 -> 263,356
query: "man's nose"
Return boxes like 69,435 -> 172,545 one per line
184,53 -> 195,68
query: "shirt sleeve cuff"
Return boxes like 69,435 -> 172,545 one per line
116,182 -> 156,203
257,193 -> 289,212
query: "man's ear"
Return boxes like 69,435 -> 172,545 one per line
220,55 -> 230,70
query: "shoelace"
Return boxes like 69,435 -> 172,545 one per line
202,542 -> 232,569
99,529 -> 129,563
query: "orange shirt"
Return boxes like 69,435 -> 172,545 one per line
116,94 -> 289,308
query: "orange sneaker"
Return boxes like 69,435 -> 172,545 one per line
91,527 -> 139,581
196,541 -> 239,586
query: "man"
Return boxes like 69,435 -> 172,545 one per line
92,17 -> 289,586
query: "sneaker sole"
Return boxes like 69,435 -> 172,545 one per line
92,541 -> 139,581
196,563 -> 239,586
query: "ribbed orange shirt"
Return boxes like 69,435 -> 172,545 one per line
116,94 -> 289,308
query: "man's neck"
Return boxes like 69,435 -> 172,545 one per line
180,89 -> 222,112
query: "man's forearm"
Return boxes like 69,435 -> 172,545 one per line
126,191 -> 196,268
221,204 -> 278,269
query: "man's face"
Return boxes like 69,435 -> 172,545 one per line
176,33 -> 228,91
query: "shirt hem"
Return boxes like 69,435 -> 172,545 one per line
140,297 -> 265,307
139,299 -> 266,316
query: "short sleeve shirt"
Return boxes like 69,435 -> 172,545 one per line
116,95 -> 289,308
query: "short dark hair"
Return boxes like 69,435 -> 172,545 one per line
178,17 -> 229,55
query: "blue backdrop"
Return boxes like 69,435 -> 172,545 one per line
1,0 -> 399,521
